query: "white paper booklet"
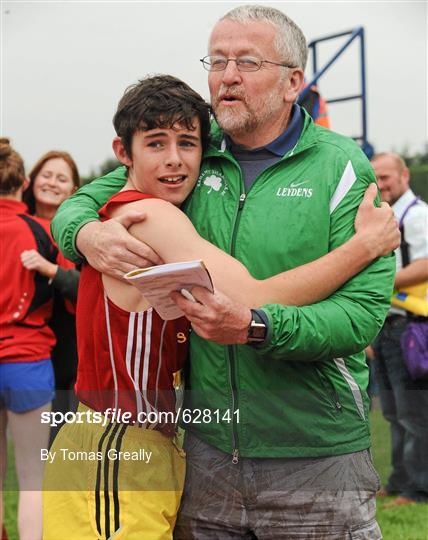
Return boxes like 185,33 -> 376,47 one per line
124,260 -> 214,320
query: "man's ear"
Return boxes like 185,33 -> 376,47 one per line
112,137 -> 132,167
401,166 -> 410,187
284,68 -> 305,104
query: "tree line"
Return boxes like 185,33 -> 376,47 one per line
82,150 -> 427,201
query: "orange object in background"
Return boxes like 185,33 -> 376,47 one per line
300,84 -> 331,128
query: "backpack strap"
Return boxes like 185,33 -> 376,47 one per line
18,214 -> 58,261
17,214 -> 58,322
398,197 -> 420,268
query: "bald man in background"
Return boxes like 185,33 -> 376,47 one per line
371,152 -> 428,506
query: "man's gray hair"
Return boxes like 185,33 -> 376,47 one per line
220,5 -> 308,70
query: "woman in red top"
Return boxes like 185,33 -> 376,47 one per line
0,138 -> 57,540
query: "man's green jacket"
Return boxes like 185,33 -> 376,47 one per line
52,112 -> 395,458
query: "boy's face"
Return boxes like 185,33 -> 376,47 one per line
120,119 -> 203,206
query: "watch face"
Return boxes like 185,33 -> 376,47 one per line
252,325 -> 266,339
248,321 -> 266,342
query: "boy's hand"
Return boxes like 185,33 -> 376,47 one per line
355,183 -> 400,258
76,211 -> 163,278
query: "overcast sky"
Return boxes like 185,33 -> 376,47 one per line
2,1 -> 427,177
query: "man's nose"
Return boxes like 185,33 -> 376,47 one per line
221,59 -> 242,85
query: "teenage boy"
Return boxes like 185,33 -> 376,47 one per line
42,76 -> 209,540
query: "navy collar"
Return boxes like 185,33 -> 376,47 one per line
225,104 -> 303,157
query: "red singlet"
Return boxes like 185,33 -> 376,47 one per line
75,191 -> 190,436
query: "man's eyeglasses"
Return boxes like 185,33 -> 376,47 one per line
200,56 -> 296,72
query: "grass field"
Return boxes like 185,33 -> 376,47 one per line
3,410 -> 428,539
370,408 -> 428,540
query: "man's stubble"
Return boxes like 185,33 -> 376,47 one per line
212,83 -> 287,141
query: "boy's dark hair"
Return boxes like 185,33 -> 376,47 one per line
113,75 -> 211,157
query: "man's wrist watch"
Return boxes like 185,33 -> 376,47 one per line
247,309 -> 268,344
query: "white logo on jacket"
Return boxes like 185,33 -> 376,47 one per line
277,183 -> 313,198
197,169 -> 229,196
204,175 -> 223,193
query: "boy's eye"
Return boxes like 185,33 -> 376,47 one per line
179,140 -> 197,148
147,141 -> 163,148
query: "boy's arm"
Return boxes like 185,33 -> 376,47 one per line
51,166 -> 162,276
114,189 -> 398,310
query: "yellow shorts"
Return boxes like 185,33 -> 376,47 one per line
43,404 -> 185,540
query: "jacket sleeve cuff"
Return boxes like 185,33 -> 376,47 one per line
71,218 -> 101,261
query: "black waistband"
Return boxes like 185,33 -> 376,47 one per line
385,313 -> 407,323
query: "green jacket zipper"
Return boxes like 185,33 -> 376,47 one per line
315,365 -> 343,412
228,190 -> 246,464
206,137 -> 313,463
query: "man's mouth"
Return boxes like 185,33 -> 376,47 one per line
158,175 -> 186,185
220,95 -> 241,104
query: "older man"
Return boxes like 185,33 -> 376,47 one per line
371,152 -> 428,507
52,5 -> 397,538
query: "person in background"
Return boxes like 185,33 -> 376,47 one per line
364,344 -> 379,410
0,138 -> 56,540
22,151 -> 80,443
371,152 -> 428,506
299,83 -> 331,128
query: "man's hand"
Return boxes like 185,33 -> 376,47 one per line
21,250 -> 58,279
76,211 -> 163,278
355,183 -> 400,258
171,287 -> 252,345
365,345 -> 375,362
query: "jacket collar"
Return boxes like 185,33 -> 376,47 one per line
205,107 -> 318,162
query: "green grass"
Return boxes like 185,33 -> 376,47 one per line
3,412 -> 428,539
371,408 -> 428,540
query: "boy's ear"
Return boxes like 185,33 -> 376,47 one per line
112,137 -> 132,167
22,177 -> 30,191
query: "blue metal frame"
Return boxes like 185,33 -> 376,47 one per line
298,27 -> 373,157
